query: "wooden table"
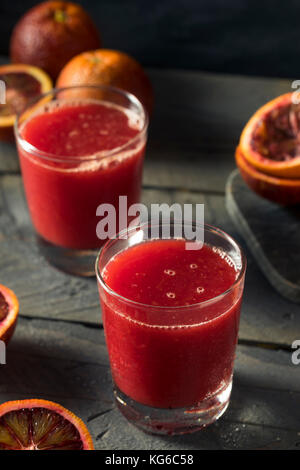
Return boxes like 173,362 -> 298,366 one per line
0,66 -> 299,450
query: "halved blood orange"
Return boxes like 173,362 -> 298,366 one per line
0,399 -> 94,450
235,146 -> 300,205
0,64 -> 52,141
0,284 -> 19,344
239,92 -> 300,178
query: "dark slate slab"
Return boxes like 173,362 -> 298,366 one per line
226,170 -> 300,304
1,317 -> 299,450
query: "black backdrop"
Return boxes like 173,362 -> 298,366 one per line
1,0 -> 300,78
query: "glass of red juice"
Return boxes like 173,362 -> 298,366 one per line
14,85 -> 148,276
96,222 -> 246,435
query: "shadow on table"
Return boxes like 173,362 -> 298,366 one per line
153,370 -> 297,450
148,70 -> 238,163
3,324 -> 112,407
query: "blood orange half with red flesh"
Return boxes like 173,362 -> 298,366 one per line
0,400 -> 94,450
0,284 -> 19,344
0,64 -> 52,141
239,92 -> 300,178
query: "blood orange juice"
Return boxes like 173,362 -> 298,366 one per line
96,223 -> 246,434
15,86 -> 148,275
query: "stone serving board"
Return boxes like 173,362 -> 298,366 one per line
226,170 -> 300,303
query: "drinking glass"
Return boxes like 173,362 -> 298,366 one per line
96,222 -> 246,435
15,85 -> 148,276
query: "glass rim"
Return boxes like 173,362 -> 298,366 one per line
95,221 -> 247,311
14,84 -> 149,163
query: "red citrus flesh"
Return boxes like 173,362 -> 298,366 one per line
0,64 -> 52,141
0,73 -> 42,116
0,284 -> 19,344
239,93 -> 300,178
0,400 -> 94,450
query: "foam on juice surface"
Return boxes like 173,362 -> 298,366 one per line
102,239 -> 239,312
19,99 -> 146,173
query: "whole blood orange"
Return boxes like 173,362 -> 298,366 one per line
235,146 -> 300,205
0,64 -> 52,141
10,1 -> 101,80
0,284 -> 19,345
239,93 -> 300,178
56,49 -> 153,115
0,399 -> 94,450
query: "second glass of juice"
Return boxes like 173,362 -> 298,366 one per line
15,85 -> 148,276
96,222 -> 246,435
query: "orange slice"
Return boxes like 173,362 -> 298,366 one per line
0,399 -> 94,450
235,146 -> 300,205
0,64 -> 52,141
239,92 -> 300,178
0,284 -> 19,344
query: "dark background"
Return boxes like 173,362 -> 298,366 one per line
1,0 -> 300,78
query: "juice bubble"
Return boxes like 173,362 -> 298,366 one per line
164,269 -> 176,276
190,264 -> 198,269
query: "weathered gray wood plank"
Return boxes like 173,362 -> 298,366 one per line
1,317 -> 299,450
143,69 -> 292,192
0,142 -> 19,173
0,174 -> 299,346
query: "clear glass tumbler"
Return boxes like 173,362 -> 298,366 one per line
96,222 -> 246,435
15,85 -> 148,276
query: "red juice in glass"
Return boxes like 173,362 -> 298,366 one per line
96,223 -> 246,435
15,86 -> 148,275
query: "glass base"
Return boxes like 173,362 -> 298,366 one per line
37,235 -> 98,277
114,380 -> 232,436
